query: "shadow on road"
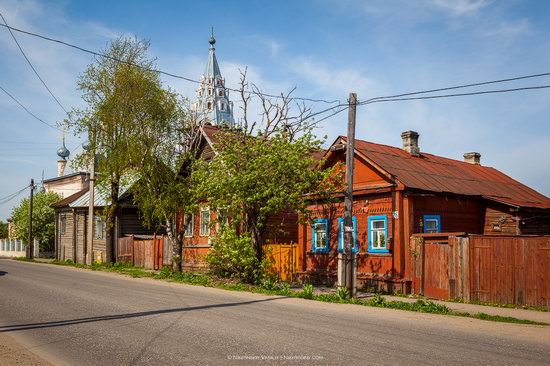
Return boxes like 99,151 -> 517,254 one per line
0,271 -> 7,276
0,297 -> 281,332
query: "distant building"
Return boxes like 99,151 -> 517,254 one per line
42,131 -> 89,199
191,30 -> 235,127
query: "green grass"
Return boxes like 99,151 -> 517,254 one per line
12,257 -> 548,326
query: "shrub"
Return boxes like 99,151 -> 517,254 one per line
301,283 -> 313,299
336,287 -> 349,302
205,227 -> 260,283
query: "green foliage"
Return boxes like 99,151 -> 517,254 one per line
301,283 -> 314,299
336,287 -> 349,302
0,220 -> 8,239
205,227 -> 261,283
10,191 -> 60,251
65,37 -> 186,263
192,130 -> 333,258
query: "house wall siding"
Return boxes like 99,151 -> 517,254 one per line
412,195 -> 483,234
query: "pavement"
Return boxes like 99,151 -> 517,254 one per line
1,259 -> 550,365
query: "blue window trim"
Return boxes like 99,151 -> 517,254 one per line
368,215 -> 389,253
423,214 -> 441,233
337,217 -> 357,253
311,218 -> 329,253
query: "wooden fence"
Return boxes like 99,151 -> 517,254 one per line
411,233 -> 550,306
262,243 -> 298,282
117,235 -> 164,270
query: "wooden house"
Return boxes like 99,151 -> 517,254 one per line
52,187 -> 155,263
178,125 -> 300,271
297,131 -> 550,292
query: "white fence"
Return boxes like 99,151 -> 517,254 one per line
0,239 -> 39,258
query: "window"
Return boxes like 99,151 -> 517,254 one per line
199,208 -> 210,236
337,217 -> 357,253
60,215 -> 66,235
368,215 -> 388,253
208,88 -> 213,96
207,101 -> 212,110
423,215 -> 441,234
311,219 -> 329,253
216,209 -> 229,229
220,103 -> 226,111
183,213 -> 194,237
218,89 -> 224,97
94,216 -> 105,240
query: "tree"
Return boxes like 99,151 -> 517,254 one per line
192,129 -> 332,262
128,111 -> 202,272
66,37 -> 184,263
0,220 -> 8,239
10,191 -> 60,251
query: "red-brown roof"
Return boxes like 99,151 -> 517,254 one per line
340,137 -> 550,210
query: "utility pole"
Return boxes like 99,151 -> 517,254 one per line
27,178 -> 34,259
86,148 -> 95,265
343,93 -> 357,296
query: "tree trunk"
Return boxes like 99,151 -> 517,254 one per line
166,218 -> 182,272
105,180 -> 120,264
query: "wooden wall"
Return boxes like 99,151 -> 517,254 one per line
413,195 -> 483,234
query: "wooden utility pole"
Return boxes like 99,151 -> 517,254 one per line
27,178 -> 34,259
343,93 -> 357,296
86,152 -> 95,265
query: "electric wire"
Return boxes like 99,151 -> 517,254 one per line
360,84 -> 550,106
0,12 -> 71,118
0,84 -> 61,131
0,23 -> 341,105
0,186 -> 28,205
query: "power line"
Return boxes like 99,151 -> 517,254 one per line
360,84 -> 550,106
0,12 -> 71,118
0,84 -> 61,131
0,23 -> 341,105
0,186 -> 28,205
359,72 -> 550,105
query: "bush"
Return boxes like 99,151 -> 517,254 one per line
205,227 -> 260,283
301,283 -> 313,299
336,287 -> 349,302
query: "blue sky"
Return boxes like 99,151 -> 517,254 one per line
1,0 -> 550,220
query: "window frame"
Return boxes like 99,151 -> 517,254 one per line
183,213 -> 194,237
423,214 -> 441,234
60,214 -> 67,235
199,207 -> 210,237
337,217 -> 357,253
311,218 -> 329,253
368,215 -> 389,253
93,216 -> 104,240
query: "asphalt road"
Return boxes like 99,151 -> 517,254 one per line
1,259 -> 549,366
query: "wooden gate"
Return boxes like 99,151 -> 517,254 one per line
116,235 -> 164,270
262,243 -> 298,282
469,235 -> 550,306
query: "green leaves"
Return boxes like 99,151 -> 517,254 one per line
10,191 -> 60,251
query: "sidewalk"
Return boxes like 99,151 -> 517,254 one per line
380,294 -> 550,324
0,332 -> 52,366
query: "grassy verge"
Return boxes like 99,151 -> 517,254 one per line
12,258 -> 548,326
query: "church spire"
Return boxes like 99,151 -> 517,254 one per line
192,29 -> 235,127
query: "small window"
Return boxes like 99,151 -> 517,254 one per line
312,219 -> 328,253
199,208 -> 210,236
218,89 -> 224,97
208,88 -> 212,96
94,216 -> 105,240
368,215 -> 388,253
216,209 -> 229,229
337,217 -> 357,253
60,215 -> 67,235
221,103 -> 226,111
423,215 -> 441,234
183,213 -> 194,237
217,79 -> 222,86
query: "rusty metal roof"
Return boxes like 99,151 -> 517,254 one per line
341,137 -> 550,210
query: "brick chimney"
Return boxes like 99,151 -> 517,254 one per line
401,131 -> 420,156
463,152 -> 481,165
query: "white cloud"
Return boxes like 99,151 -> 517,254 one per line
431,0 -> 493,16
482,18 -> 532,38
